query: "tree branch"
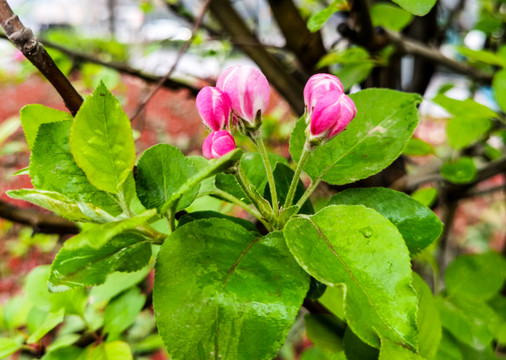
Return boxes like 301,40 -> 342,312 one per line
209,0 -> 305,115
0,0 -> 83,115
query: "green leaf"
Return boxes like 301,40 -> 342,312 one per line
379,338 -> 423,359
317,47 -> 372,68
446,116 -> 492,149
49,212 -> 155,292
440,157 -> 476,184
70,82 -> 135,193
304,314 -> 344,353
154,220 -> 309,360
264,162 -> 314,215
87,341 -> 133,360
412,273 -> 441,360
41,346 -> 85,360
301,347 -> 346,360
20,104 -> 72,150
283,205 -> 418,350
0,116 -> 20,147
178,210 -> 258,232
370,3 -> 413,31
411,187 -> 438,207
456,46 -> 506,67
488,295 -> 506,345
289,89 -> 421,185
343,327 -> 379,360
89,268 -> 152,304
215,173 -> 250,203
159,148 -> 243,213
307,0 -> 348,32
391,0 -> 436,16
329,188 -> 443,256
7,189 -> 118,223
436,297 -> 497,350
27,308 -> 65,343
30,121 -> 122,217
444,252 -> 506,301
136,144 -> 199,212
104,287 -> 146,337
492,69 -> 506,113
432,94 -> 498,119
319,285 -> 346,322
0,336 -> 24,359
2,294 -> 32,329
435,331 -> 464,360
335,63 -> 375,91
403,137 -> 434,156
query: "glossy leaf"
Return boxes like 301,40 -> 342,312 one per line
20,104 -> 72,150
307,0 -> 348,32
178,210 -> 258,232
30,121 -> 122,217
403,137 -> 434,156
343,327 -> 379,360
413,273 -> 441,360
70,82 -> 135,193
49,212 -> 155,292
379,338 -> 422,359
335,63 -> 375,91
264,162 -> 314,215
391,0 -> 436,16
411,187 -> 438,207
319,285 -> 346,322
136,144 -> 199,212
329,188 -> 443,256
283,205 -> 418,350
444,252 -> 506,301
159,148 -> 243,213
290,89 -> 421,185
104,287 -> 146,337
154,220 -> 309,360
441,157 -> 476,184
493,69 -> 506,113
370,3 -> 413,31
7,189 -> 118,223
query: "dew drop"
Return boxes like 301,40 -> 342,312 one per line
359,226 -> 373,238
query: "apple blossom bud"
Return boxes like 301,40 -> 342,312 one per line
202,130 -> 236,159
196,86 -> 231,131
304,74 -> 344,118
309,91 -> 356,143
217,65 -> 270,128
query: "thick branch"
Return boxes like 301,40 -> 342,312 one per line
0,0 -> 83,115
380,28 -> 493,85
209,0 -> 305,115
266,0 -> 326,72
0,199 -> 78,234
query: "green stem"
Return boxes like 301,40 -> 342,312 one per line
117,191 -> 133,218
285,145 -> 312,208
202,189 -> 272,231
167,200 -> 179,233
294,177 -> 321,210
251,132 -> 279,215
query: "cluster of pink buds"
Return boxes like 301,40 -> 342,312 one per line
303,74 -> 357,146
196,65 -> 270,159
196,67 -> 356,159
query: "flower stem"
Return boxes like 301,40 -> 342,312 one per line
251,132 -> 279,216
295,177 -> 321,210
285,145 -> 312,208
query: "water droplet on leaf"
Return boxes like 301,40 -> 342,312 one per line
359,226 -> 373,238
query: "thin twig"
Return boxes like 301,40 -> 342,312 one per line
130,0 -> 211,121
0,0 -> 83,115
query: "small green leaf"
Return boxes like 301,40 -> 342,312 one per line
370,3 -> 413,31
159,148 -> 243,213
27,308 -> 65,343
241,152 -> 288,193
456,46 -> 506,67
7,189 -> 118,223
444,252 -> 506,301
30,121 -> 122,217
290,89 -> 421,185
20,104 -> 72,150
403,137 -> 435,156
391,0 -> 436,16
283,205 -> 418,350
104,287 -> 146,337
441,157 -> 476,184
411,187 -> 438,207
49,212 -> 155,292
70,82 -> 135,193
307,0 -> 348,32
432,94 -> 498,119
412,273 -> 441,359
0,116 -> 20,147
135,144 -> 199,212
304,314 -> 344,353
154,220 -> 309,360
343,327 -> 379,360
329,188 -> 443,256
0,336 -> 24,359
492,69 -> 506,113
87,341 -> 133,360
89,268 -> 152,304
335,63 -> 375,91
41,346 -> 85,360
379,338 -> 423,359
446,116 -> 492,149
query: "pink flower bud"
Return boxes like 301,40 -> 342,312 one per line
196,86 -> 231,131
304,74 -> 344,117
216,65 -> 270,125
310,91 -> 356,141
202,130 -> 236,159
